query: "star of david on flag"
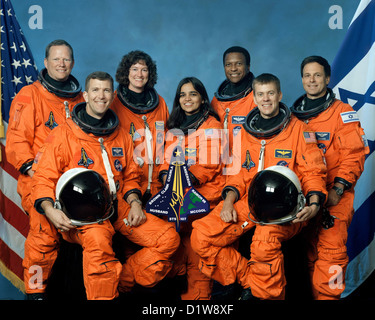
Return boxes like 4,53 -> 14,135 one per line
330,0 -> 375,298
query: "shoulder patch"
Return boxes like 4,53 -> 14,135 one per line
340,111 -> 359,124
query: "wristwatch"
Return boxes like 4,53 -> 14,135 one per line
129,198 -> 142,206
332,186 -> 344,196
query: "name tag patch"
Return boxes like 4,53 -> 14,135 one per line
275,149 -> 293,159
112,147 -> 124,157
231,116 -> 246,124
315,132 -> 330,141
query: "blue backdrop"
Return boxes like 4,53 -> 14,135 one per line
1,0 -> 362,300
12,0 -> 358,108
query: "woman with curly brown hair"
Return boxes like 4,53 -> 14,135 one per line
111,50 -> 169,205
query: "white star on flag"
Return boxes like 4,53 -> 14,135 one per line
11,75 -> 22,85
21,58 -> 31,68
11,58 -> 21,69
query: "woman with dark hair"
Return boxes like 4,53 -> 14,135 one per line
167,77 -> 220,129
111,50 -> 169,205
160,77 -> 224,300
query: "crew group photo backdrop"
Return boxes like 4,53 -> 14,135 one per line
1,0 -> 374,301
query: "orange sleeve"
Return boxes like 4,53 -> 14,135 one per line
6,85 -> 38,170
333,103 -> 369,187
294,121 -> 328,200
31,126 -> 69,204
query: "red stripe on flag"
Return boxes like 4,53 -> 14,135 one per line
0,190 -> 29,238
0,238 -> 24,280
1,143 -> 20,181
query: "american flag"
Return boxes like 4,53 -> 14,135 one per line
1,0 -> 38,294
303,131 -> 317,144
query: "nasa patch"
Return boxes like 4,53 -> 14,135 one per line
186,158 -> 196,168
233,126 -> 242,136
114,159 -> 123,172
318,143 -> 327,154
276,160 -> 289,167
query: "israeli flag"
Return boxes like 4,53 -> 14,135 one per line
330,0 -> 375,298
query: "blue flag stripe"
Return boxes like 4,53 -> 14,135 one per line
1,0 -> 38,122
330,0 -> 375,89
347,192 -> 375,260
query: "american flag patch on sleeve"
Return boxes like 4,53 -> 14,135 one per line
303,131 -> 317,144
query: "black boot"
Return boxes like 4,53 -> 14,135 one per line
239,287 -> 259,300
26,293 -> 46,300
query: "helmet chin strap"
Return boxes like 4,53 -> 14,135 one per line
64,101 -> 70,119
258,140 -> 266,172
142,116 -> 154,201
99,137 -> 117,200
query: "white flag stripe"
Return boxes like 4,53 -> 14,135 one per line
353,152 -> 375,210
0,166 -> 23,212
357,104 -> 375,144
333,41 -> 375,141
333,41 -> 375,96
0,122 -> 8,146
342,236 -> 375,298
0,213 -> 25,259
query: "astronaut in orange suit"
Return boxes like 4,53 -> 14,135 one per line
6,39 -> 84,216
110,50 -> 169,205
158,77 -> 225,300
28,72 -> 179,300
211,46 -> 257,170
291,56 -> 369,300
191,73 -> 327,300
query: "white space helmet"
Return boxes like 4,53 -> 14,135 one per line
55,168 -> 114,226
248,165 -> 306,225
